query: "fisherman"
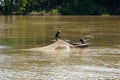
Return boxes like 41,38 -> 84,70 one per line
55,31 -> 61,41
80,38 -> 85,44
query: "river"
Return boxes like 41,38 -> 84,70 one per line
0,16 -> 120,80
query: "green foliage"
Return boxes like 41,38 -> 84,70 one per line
48,9 -> 60,15
40,10 -> 46,15
0,0 -> 119,15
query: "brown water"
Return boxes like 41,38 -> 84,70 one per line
0,16 -> 120,80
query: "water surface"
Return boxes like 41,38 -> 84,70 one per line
0,16 -> 120,80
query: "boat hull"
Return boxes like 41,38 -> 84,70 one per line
73,43 -> 89,48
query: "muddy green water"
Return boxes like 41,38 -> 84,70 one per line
0,16 -> 120,80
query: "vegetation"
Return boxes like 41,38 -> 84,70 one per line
0,0 -> 120,15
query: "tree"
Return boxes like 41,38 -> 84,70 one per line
0,0 -> 119,15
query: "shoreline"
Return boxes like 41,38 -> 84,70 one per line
0,14 -> 120,17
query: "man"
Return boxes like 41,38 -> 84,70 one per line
55,31 -> 61,41
80,38 -> 85,44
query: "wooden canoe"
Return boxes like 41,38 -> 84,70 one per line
72,43 -> 89,48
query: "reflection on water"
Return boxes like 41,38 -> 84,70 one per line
0,16 -> 120,80
0,45 -> 11,50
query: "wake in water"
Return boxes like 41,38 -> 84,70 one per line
89,48 -> 120,54
0,65 -> 119,80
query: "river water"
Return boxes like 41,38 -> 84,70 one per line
0,16 -> 120,80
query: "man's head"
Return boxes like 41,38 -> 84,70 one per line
57,30 -> 61,33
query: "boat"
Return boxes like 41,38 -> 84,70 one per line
50,39 -> 89,48
20,39 -> 89,53
72,43 -> 89,48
